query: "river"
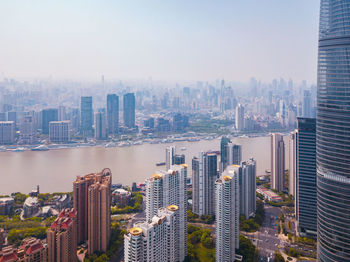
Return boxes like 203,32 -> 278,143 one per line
0,135 -> 290,194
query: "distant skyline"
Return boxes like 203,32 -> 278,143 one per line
0,0 -> 319,83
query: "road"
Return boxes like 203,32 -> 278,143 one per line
245,204 -> 284,261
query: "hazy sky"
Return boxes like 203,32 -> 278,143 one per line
0,1 -> 319,83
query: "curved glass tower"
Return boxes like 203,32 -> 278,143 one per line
317,1 -> 350,261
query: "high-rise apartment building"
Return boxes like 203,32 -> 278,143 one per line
215,166 -> 239,262
317,1 -> 350,260
47,208 -> 77,262
81,96 -> 93,137
49,121 -> 70,143
124,206 -> 180,262
239,158 -> 257,219
271,133 -> 285,191
235,104 -> 244,131
94,112 -> 107,140
226,143 -> 242,166
165,146 -> 175,170
41,108 -> 58,134
73,169 -> 111,254
123,93 -> 135,128
192,152 -> 217,216
19,115 -> 36,144
107,94 -> 119,135
145,165 -> 187,261
295,118 -> 316,237
0,121 -> 15,145
174,154 -> 185,165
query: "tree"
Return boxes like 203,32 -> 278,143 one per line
275,251 -> 285,262
237,235 -> 256,262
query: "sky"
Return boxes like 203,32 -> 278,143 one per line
0,0 -> 320,83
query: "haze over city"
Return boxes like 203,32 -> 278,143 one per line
0,0 -> 319,82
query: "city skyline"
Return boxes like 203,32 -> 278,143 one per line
0,0 -> 319,83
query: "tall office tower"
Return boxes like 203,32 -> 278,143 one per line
271,133 -> 285,191
302,90 -> 311,118
107,94 -> 119,135
317,2 -> 350,261
124,206 -> 180,262
215,166 -> 239,262
235,104 -> 244,131
123,93 -> 135,128
174,154 -> 185,165
220,136 -> 231,171
226,143 -> 242,165
47,208 -> 77,262
145,165 -> 187,261
41,108 -> 58,134
49,121 -> 70,143
239,159 -> 257,219
294,118 -> 316,237
165,146 -> 175,170
0,121 -> 15,145
81,96 -> 93,137
73,169 -> 111,253
6,111 -> 17,126
192,152 -> 217,216
289,131 -> 297,198
19,116 -> 35,144
94,112 -> 107,140
58,105 -> 67,121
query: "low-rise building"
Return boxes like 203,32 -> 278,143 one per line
53,194 -> 71,211
112,189 -> 131,207
0,229 -> 4,249
0,238 -> 47,262
256,187 -> 283,202
23,197 -> 40,218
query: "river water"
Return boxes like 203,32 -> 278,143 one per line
0,135 -> 290,195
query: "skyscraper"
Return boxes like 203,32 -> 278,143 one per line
145,165 -> 187,261
302,90 -> 311,118
123,93 -> 135,128
317,1 -> 350,261
81,96 -> 93,137
295,118 -> 316,237
289,130 -> 297,198
238,159 -> 257,219
41,108 -> 58,134
215,166 -> 239,262
19,115 -> 36,144
0,121 -> 15,145
271,133 -> 285,192
220,136 -> 231,171
192,152 -> 217,216
226,143 -> 242,166
73,169 -> 111,253
94,112 -> 107,140
47,208 -> 77,262
107,94 -> 119,135
165,146 -> 175,170
124,206 -> 180,262
235,104 -> 244,131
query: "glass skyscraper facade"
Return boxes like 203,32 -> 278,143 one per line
317,1 -> 350,261
123,93 -> 135,128
106,94 -> 119,135
80,96 -> 93,137
296,118 -> 316,237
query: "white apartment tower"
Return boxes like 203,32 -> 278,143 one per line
145,164 -> 187,261
124,205 -> 180,262
20,115 -> 36,144
49,121 -> 70,143
215,166 -> 239,262
271,133 -> 285,191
